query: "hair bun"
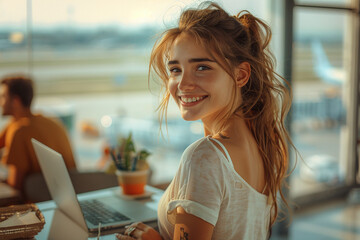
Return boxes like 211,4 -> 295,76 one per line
237,12 -> 252,29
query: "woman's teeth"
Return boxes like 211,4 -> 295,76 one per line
181,96 -> 205,103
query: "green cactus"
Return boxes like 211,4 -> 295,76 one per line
113,133 -> 150,171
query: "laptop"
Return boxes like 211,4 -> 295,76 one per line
31,138 -> 157,235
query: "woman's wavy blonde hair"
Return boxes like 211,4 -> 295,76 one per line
149,1 -> 293,228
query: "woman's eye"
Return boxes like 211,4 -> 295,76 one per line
197,65 -> 211,71
169,67 -> 181,73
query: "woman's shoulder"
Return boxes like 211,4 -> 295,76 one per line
183,136 -> 213,153
181,136 -> 222,166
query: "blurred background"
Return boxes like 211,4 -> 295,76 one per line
0,0 -> 359,239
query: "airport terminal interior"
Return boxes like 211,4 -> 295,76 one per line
0,0 -> 359,239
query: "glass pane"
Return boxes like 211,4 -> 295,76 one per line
290,8 -> 351,197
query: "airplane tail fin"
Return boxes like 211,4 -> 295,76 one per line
310,40 -> 344,85
311,40 -> 331,78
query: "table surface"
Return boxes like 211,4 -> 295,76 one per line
35,185 -> 163,239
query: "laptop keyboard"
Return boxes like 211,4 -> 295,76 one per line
80,199 -> 130,225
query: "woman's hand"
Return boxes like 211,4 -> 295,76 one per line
115,222 -> 162,240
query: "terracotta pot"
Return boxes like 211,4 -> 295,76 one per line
116,169 -> 149,195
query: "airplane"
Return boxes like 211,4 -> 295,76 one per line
311,39 -> 345,86
291,40 -> 346,126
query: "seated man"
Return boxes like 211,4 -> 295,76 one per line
0,75 -> 76,191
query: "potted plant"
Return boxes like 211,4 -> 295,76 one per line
110,133 -> 150,195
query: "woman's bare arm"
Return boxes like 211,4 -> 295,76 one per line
173,207 -> 214,240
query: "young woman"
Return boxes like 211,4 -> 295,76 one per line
117,2 -> 292,240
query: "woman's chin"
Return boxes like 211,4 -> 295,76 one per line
181,114 -> 200,122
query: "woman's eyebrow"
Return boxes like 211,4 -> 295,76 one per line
189,58 -> 215,63
168,58 -> 216,65
168,60 -> 179,65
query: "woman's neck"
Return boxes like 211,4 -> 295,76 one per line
203,115 -> 250,140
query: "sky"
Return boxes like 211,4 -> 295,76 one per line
0,0 -> 268,28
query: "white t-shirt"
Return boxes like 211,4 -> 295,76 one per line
158,136 -> 271,240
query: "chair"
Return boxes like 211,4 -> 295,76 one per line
24,169 -> 118,203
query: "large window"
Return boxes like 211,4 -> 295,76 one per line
287,0 -> 359,205
291,8 -> 350,197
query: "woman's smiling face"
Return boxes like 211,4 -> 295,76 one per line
167,33 -> 235,126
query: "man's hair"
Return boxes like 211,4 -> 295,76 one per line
1,75 -> 34,108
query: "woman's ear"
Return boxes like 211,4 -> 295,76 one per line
235,62 -> 251,88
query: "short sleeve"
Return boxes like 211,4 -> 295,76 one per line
167,139 -> 225,226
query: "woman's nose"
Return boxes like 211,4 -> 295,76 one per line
178,72 -> 196,91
